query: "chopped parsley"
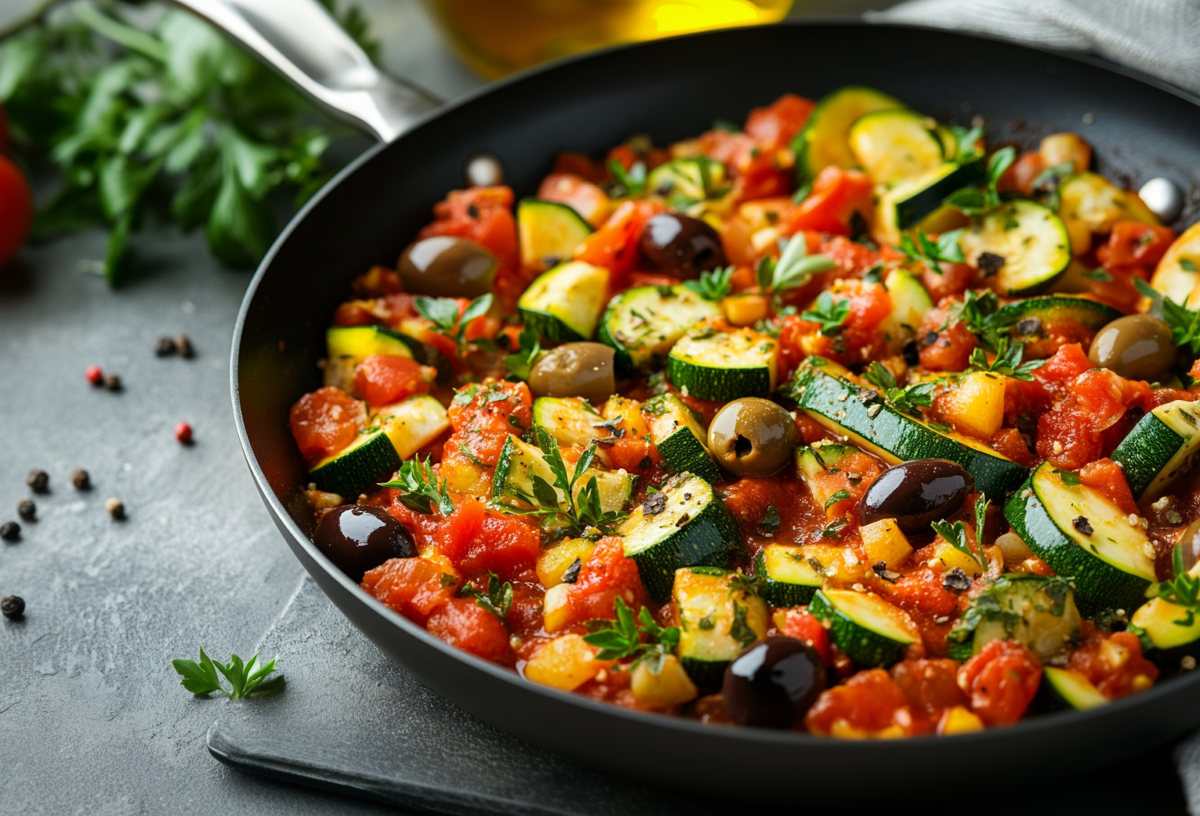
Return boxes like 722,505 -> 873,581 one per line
583,597 -> 680,674
966,338 -> 1044,381
897,229 -> 965,275
462,571 -> 514,624
800,290 -> 851,337
862,362 -> 935,418
683,265 -> 735,301
379,455 -> 455,515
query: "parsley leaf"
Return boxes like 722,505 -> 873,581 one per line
172,648 -> 284,700
415,293 -> 493,355
757,235 -> 838,297
862,362 -> 935,418
1083,269 -> 1113,282
504,328 -> 542,381
942,146 -> 1016,216
582,598 -> 680,673
379,455 -> 455,515
758,505 -> 781,534
608,159 -> 646,197
946,124 -> 985,164
800,290 -> 851,337
462,571 -> 513,624
930,518 -> 988,574
1136,279 -> 1200,356
823,489 -> 852,510
966,338 -> 1044,380
1054,469 -> 1081,487
898,229 -> 965,275
683,265 -> 734,301
730,603 -> 757,649
943,289 -> 1019,352
1147,544 -> 1200,625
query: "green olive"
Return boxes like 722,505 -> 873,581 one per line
1088,314 -> 1175,382
528,343 -> 616,404
707,397 -> 797,477
398,236 -> 497,298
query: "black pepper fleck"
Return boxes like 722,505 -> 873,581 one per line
638,456 -> 653,470
105,498 -> 126,520
902,340 -> 920,367
642,492 -> 667,516
561,558 -> 582,585
26,469 -> 49,493
71,468 -> 91,491
871,562 -> 901,583
855,387 -> 879,405
176,334 -> 194,358
154,336 -> 177,356
0,521 -> 19,542
16,499 -> 35,522
103,373 -> 122,392
1072,516 -> 1094,535
922,330 -> 938,347
1,595 -> 24,619
977,252 -> 1006,275
943,568 -> 972,593
675,512 -> 690,528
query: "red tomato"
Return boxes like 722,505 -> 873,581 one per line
777,610 -> 832,666
446,380 -> 533,466
458,512 -> 541,579
436,496 -> 486,563
1097,221 -> 1176,269
551,151 -> 608,184
289,386 -> 366,462
566,536 -> 647,624
1078,458 -> 1139,517
1036,368 -> 1154,470
361,557 -> 457,625
782,166 -> 872,237
805,669 -> 920,737
891,659 -> 967,715
917,303 -> 979,372
817,235 -> 882,278
744,93 -> 815,151
1066,629 -> 1159,699
573,199 -> 665,289
921,261 -> 976,302
537,173 -> 611,227
0,151 -> 32,268
332,301 -> 378,327
426,596 -> 510,661
957,639 -> 1041,726
999,151 -> 1045,196
0,103 -> 11,154
353,355 -> 431,407
417,186 -> 521,308
880,566 -> 961,620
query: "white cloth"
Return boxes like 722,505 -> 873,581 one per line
871,0 -> 1200,96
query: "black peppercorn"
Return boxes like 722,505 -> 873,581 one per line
71,468 -> 91,491
0,521 -> 19,542
2,595 -> 25,619
154,336 -> 177,356
16,499 -> 35,522
26,469 -> 49,493
104,373 -> 122,392
175,334 -> 194,358
105,498 -> 126,520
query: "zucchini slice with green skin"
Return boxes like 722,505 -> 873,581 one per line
1110,401 -> 1200,501
960,200 -> 1072,295
1041,667 -> 1109,711
597,284 -> 722,377
1130,559 -> 1200,663
309,427 -> 401,499
796,442 -> 860,511
646,158 -> 729,211
993,295 -> 1123,339
946,574 -> 1081,663
491,435 -> 632,515
754,545 -> 826,607
617,473 -> 739,601
375,395 -> 450,460
327,325 -> 414,362
532,397 -> 608,450
871,162 -> 983,246
1059,172 -> 1160,236
787,362 -> 1029,498
673,566 -> 768,688
517,198 -> 593,274
643,393 -> 720,483
1003,463 -> 1158,617
879,268 -> 933,355
791,85 -> 906,184
518,261 -> 610,343
667,326 -> 778,402
848,109 -> 945,185
809,588 -> 917,668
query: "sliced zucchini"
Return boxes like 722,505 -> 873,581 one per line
848,109 -> 945,185
532,397 -> 608,450
374,395 -> 450,460
327,325 -> 414,362
1059,172 -> 1160,236
673,566 -> 768,688
809,588 -> 917,668
1111,401 -> 1200,501
1003,462 -> 1158,616
667,326 -> 778,402
879,161 -> 986,242
597,284 -> 722,377
491,435 -> 632,514
879,268 -> 933,355
959,199 -> 1071,295
946,574 -> 1081,663
518,261 -> 610,343
643,393 -> 720,483
517,198 -> 593,274
1151,222 -> 1200,309
646,157 -> 729,211
617,473 -> 739,601
787,362 -> 1029,498
1131,559 -> 1200,658
993,294 -> 1123,340
792,85 -> 906,184
796,442 -> 860,512
309,427 -> 400,499
1041,667 -> 1109,711
754,544 -> 828,607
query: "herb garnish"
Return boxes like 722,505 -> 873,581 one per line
1135,279 -> 1200,356
800,290 -> 851,337
172,649 -> 284,700
942,146 -> 1016,215
462,571 -> 513,624
504,328 -> 541,381
415,293 -> 493,356
897,229 -> 965,275
756,235 -> 838,301
930,497 -> 989,574
379,455 -> 455,515
1054,469 -> 1081,487
583,597 -> 680,673
943,289 -> 1019,352
683,265 -> 734,301
862,362 -> 935,418
758,505 -> 781,535
966,338 -> 1044,380
1146,544 -> 1200,625
730,603 -> 757,648
823,489 -> 852,510
608,159 -> 646,197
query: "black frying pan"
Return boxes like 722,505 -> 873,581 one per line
214,2 -> 1200,805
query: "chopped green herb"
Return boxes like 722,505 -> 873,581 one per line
683,265 -> 735,301
583,597 -> 680,674
862,362 -> 935,418
898,229 -> 965,275
823,489 -> 852,510
379,455 -> 455,515
171,648 -> 284,700
800,290 -> 851,337
462,571 -> 513,624
966,338 -> 1044,381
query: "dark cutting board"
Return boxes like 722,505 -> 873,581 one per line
209,577 -> 1189,815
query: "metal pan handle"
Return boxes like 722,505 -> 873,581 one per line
169,0 -> 442,142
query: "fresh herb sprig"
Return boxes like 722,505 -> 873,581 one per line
942,146 -> 1016,215
946,124 -> 985,165
583,597 -> 680,673
966,338 -> 1044,380
756,235 -> 838,301
897,229 -> 965,275
504,328 -> 542,381
930,498 -> 989,575
862,362 -> 935,418
800,290 -> 851,337
463,571 -> 514,624
1147,545 -> 1200,625
379,456 -> 455,515
683,265 -> 734,301
415,293 -> 493,357
944,289 -> 1019,353
608,159 -> 646,197
171,649 -> 284,700
1135,279 -> 1200,356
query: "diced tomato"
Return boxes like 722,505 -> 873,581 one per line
507,583 -> 547,639
1097,221 -> 1176,269
289,386 -> 366,462
720,474 -> 824,548
551,151 -> 608,184
880,565 -> 962,620
606,139 -> 671,175
777,610 -> 832,666
417,186 -> 521,308
988,428 -> 1036,468
782,166 -> 873,237
426,596 -> 510,661
744,93 -> 815,151
573,199 -> 665,289
446,381 -> 533,466
566,536 -> 647,624
917,302 -> 978,372
1066,629 -> 1159,699
351,265 -> 404,297
354,355 -> 432,407
332,301 -> 379,326
1078,458 -> 1139,517
361,557 -> 457,625
435,496 -> 486,564
999,151 -> 1045,196
601,407 -> 658,473
385,499 -> 443,552
805,669 -> 922,737
537,173 -> 612,228
891,658 -> 967,716
817,235 -> 882,278
921,261 -> 976,302
459,512 -> 542,579
957,639 -> 1041,726
1037,368 -> 1154,470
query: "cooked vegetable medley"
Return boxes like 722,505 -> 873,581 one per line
291,87 -> 1200,736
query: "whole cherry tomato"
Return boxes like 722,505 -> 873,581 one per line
0,133 -> 33,268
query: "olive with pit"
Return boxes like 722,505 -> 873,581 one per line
639,213 -> 726,279
722,636 -> 827,728
1088,314 -> 1176,382
707,397 -> 797,477
859,459 -> 974,536
528,342 -> 616,404
398,236 -> 497,298
314,504 -> 417,582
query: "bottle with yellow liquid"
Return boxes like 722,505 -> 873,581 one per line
420,0 -> 795,79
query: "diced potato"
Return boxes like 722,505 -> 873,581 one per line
524,634 -> 605,692
542,583 -> 572,633
931,540 -> 985,576
443,456 -> 491,497
860,518 -> 913,571
939,371 -> 1004,441
722,294 -> 769,327
536,538 -> 596,588
1039,133 -> 1091,173
937,705 -> 985,735
630,655 -> 699,707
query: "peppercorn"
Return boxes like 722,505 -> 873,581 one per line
71,468 -> 91,491
16,499 -> 35,522
175,421 -> 194,444
26,469 -> 49,493
1,595 -> 24,619
154,336 -> 177,356
175,334 -> 194,358
105,498 -> 126,520
104,373 -> 122,392
0,521 -> 19,542
85,365 -> 103,385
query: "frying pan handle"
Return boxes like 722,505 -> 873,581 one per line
169,0 -> 442,142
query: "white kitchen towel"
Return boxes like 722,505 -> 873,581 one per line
871,0 -> 1200,96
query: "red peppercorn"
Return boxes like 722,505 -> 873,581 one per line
175,422 -> 194,444
85,365 -> 103,385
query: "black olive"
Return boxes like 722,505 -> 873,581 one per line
314,504 -> 417,582
638,213 -> 726,279
398,236 -> 497,298
722,636 -> 826,728
1088,314 -> 1176,382
528,342 -> 616,404
859,459 -> 974,536
707,398 -> 797,477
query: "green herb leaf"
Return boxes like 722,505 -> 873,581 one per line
758,505 -> 781,534
862,362 -> 935,418
930,518 -> 987,573
769,235 -> 838,293
582,598 -> 680,672
1147,544 -> 1200,625
730,603 -> 757,649
898,229 -> 964,275
462,571 -> 513,624
800,290 -> 851,337
966,338 -> 1044,381
608,159 -> 646,197
379,455 -> 456,515
1181,258 -> 1198,272
823,489 -> 852,510
172,649 -> 284,700
1054,469 -> 1081,487
504,328 -> 542,381
683,265 -> 734,301
943,289 -> 1019,352
1082,269 -> 1113,282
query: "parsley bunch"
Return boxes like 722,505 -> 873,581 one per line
1136,279 -> 1200,357
898,229 -> 965,275
583,597 -> 680,673
862,362 -> 935,418
967,338 -> 1044,380
379,455 -> 455,515
172,648 -> 284,700
944,289 -> 1019,352
0,1 -> 378,283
